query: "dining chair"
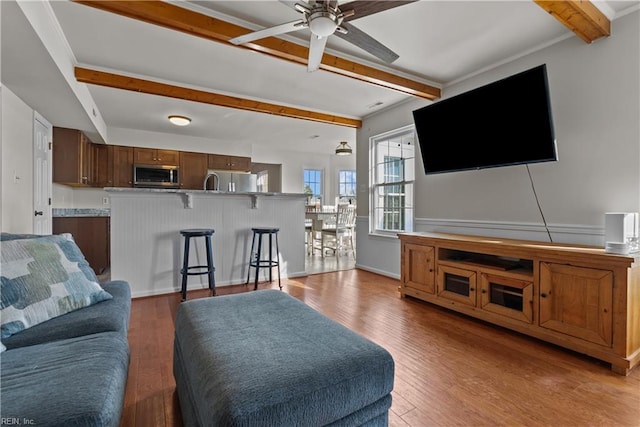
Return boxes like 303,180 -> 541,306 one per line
321,204 -> 356,258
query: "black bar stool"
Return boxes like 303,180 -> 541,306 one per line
180,229 -> 215,301
246,227 -> 281,291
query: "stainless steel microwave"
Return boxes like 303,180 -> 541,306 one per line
133,164 -> 179,188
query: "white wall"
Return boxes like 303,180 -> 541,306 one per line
107,127 -> 254,157
52,184 -> 110,209
1,86 -> 35,233
252,143 -> 356,202
356,10 -> 640,279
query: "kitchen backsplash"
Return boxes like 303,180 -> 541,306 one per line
53,184 -> 110,208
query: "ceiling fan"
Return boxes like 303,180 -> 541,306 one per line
229,0 -> 416,72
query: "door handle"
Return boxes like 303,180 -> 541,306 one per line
34,210 -> 44,216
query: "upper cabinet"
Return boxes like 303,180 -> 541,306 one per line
180,151 -> 208,190
53,127 -> 94,186
208,154 -> 251,172
113,146 -> 134,187
53,128 -> 251,188
134,148 -> 180,166
93,144 -> 114,188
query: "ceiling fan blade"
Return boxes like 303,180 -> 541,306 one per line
334,22 -> 399,63
229,20 -> 305,45
308,34 -> 328,72
278,0 -> 305,12
340,0 -> 417,22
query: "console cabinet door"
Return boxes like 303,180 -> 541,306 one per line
480,273 -> 533,323
437,264 -> 477,306
539,262 -> 613,347
402,243 -> 435,294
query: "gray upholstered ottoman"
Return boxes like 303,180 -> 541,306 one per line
173,290 -> 394,426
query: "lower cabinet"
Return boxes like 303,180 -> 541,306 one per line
479,273 -> 533,323
401,243 -> 435,295
52,217 -> 110,275
539,262 -> 613,347
398,232 -> 640,375
435,262 -> 533,322
437,263 -> 477,306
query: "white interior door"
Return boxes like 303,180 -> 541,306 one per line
33,112 -> 52,234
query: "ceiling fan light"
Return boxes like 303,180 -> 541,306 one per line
309,15 -> 337,37
335,141 -> 353,155
168,115 -> 191,126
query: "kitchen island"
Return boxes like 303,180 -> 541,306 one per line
106,188 -> 307,297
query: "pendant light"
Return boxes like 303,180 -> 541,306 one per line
335,141 -> 353,155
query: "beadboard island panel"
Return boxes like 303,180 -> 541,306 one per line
106,188 -> 306,297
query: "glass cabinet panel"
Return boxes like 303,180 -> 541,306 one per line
437,265 -> 476,306
480,273 -> 533,323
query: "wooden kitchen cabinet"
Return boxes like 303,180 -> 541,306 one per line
208,154 -> 251,172
92,144 -> 114,188
52,216 -> 110,274
398,232 -> 640,375
180,151 -> 208,189
134,148 -> 180,165
113,145 -> 134,187
53,127 -> 94,186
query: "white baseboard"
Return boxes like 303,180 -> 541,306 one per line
130,270 -> 308,298
355,264 -> 400,280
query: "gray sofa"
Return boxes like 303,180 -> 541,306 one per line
0,233 -> 131,427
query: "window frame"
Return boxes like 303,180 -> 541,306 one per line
369,124 -> 416,237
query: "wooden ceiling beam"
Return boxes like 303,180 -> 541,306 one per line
75,67 -> 362,128
534,0 -> 611,43
72,0 -> 440,100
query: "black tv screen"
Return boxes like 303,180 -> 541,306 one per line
413,64 -> 557,175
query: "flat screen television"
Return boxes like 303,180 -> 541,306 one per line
413,64 -> 557,175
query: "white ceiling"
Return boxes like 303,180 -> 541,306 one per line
2,0 -> 638,154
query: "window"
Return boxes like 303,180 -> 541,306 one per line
303,169 -> 323,204
370,125 -> 415,235
256,170 -> 268,193
338,170 -> 356,203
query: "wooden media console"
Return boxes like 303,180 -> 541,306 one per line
398,232 -> 640,375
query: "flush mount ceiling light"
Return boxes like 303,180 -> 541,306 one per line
168,115 -> 191,126
335,141 -> 353,156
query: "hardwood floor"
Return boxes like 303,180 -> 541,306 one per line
122,269 -> 640,426
305,251 -> 356,274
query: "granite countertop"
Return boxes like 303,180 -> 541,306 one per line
52,208 -> 111,217
103,188 -> 306,197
